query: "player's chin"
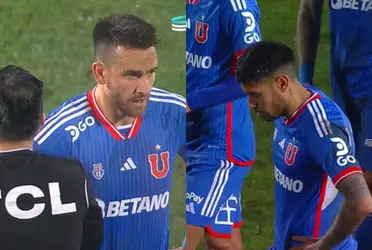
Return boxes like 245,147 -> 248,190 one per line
128,103 -> 148,117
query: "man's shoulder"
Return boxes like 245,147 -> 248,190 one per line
148,87 -> 186,118
299,92 -> 350,139
34,92 -> 93,145
34,152 -> 85,174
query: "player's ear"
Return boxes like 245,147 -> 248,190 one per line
274,75 -> 289,92
92,61 -> 106,85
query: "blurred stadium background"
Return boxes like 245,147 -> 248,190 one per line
0,0 -> 332,249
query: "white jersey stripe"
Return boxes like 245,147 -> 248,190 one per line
309,101 -> 329,137
36,107 -> 91,144
150,91 -> 186,104
241,0 -> 247,9
229,0 -> 238,11
315,99 -> 333,134
35,101 -> 90,141
151,87 -> 185,101
229,0 -> 246,11
149,97 -> 186,108
307,103 -> 324,138
44,96 -> 87,125
236,0 -> 243,11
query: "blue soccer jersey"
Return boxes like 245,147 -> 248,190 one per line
33,87 -> 186,250
329,0 -> 372,99
186,0 -> 261,168
271,89 -> 361,249
185,0 -> 261,238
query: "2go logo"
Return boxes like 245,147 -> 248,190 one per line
171,15 -> 186,32
241,11 -> 261,44
330,137 -> 357,167
65,116 -> 95,142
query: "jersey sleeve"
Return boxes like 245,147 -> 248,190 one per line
33,120 -> 72,158
307,123 -> 363,186
222,0 -> 262,56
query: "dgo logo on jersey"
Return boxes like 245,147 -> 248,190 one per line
330,137 -> 357,167
65,116 -> 95,142
92,163 -> 105,180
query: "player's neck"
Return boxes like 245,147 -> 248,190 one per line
94,86 -> 135,127
283,83 -> 312,119
0,140 -> 33,152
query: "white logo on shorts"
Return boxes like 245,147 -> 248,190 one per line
214,195 -> 238,226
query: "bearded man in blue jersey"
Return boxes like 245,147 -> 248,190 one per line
33,13 -> 185,250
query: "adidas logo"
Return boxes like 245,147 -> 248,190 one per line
186,202 -> 195,214
120,158 -> 137,171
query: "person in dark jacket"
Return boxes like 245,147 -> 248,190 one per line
0,65 -> 103,250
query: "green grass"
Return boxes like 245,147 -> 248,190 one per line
0,0 -> 334,249
0,0 -> 185,247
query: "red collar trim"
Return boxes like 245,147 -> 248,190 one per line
285,92 -> 320,125
87,87 -> 142,140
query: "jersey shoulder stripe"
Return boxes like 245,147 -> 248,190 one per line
150,87 -> 186,108
306,98 -> 333,138
229,0 -> 248,12
34,95 -> 91,145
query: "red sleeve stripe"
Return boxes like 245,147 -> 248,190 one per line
230,49 -> 246,75
332,166 -> 363,186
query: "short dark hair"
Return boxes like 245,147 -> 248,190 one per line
235,41 -> 295,84
0,65 -> 43,141
93,13 -> 160,60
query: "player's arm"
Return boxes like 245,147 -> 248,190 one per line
80,167 -> 103,250
307,124 -> 372,249
297,0 -> 324,85
318,174 -> 372,249
187,0 -> 261,111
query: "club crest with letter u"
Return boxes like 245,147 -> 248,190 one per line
92,163 -> 105,180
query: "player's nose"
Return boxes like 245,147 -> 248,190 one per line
137,76 -> 153,93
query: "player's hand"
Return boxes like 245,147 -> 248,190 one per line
289,236 -> 321,250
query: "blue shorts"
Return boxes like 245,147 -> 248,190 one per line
186,160 -> 251,238
331,70 -> 372,172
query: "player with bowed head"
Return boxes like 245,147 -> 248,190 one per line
33,14 -> 186,250
235,41 -> 372,250
185,0 -> 262,249
297,1 -> 372,248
